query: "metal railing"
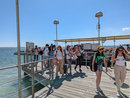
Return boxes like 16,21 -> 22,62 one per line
0,56 -> 55,98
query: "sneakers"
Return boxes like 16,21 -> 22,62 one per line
79,69 -> 82,72
96,87 -> 102,92
117,90 -> 121,97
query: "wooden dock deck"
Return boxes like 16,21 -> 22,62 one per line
28,65 -> 130,98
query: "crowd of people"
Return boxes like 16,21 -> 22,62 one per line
28,44 -> 130,97
28,44 -> 85,75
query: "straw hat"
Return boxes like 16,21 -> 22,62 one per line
98,45 -> 104,50
67,45 -> 70,47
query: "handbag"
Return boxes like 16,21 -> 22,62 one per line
72,55 -> 78,60
90,63 -> 97,72
53,58 -> 58,65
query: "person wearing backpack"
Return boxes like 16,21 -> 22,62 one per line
92,45 -> 107,92
54,45 -> 64,77
111,46 -> 130,97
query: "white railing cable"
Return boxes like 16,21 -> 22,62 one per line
0,57 -> 55,71
5,75 -> 52,98
0,57 -> 54,98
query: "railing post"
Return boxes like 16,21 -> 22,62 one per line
41,55 -> 43,70
24,55 -> 25,63
50,59 -> 54,85
36,61 -> 38,72
27,54 -> 29,63
86,53 -> 88,67
52,59 -> 54,84
31,54 -> 33,62
31,63 -> 35,98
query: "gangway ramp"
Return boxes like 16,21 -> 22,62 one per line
22,62 -> 53,87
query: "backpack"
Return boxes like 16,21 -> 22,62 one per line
90,52 -> 98,72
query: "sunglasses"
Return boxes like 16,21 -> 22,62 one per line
118,49 -> 123,51
99,49 -> 103,50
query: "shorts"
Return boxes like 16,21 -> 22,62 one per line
97,64 -> 103,72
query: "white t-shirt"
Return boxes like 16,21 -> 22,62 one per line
115,56 -> 126,66
44,48 -> 49,56
65,50 -> 72,59
77,50 -> 82,56
54,50 -> 63,60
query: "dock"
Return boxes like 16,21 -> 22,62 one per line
27,65 -> 130,98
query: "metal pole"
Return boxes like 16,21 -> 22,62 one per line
98,17 -> 100,45
114,37 -> 115,51
24,55 -> 25,63
102,40 -> 103,47
65,42 -> 67,50
93,40 -> 94,44
32,63 -> 35,98
78,41 -> 80,45
56,24 -> 58,46
16,0 -> 21,98
71,41 -> 72,46
50,59 -> 54,85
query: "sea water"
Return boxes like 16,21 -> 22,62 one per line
0,47 -> 44,98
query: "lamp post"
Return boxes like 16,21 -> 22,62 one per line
95,11 -> 103,45
53,20 -> 59,46
16,0 -> 21,97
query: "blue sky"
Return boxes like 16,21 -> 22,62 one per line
0,0 -> 130,47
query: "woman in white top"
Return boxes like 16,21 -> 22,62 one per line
66,45 -> 73,74
54,45 -> 64,77
111,46 -> 130,97
43,44 -> 50,68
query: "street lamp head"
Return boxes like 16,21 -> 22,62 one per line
95,11 -> 103,17
54,20 -> 59,24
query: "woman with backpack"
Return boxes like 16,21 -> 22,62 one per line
54,45 -> 64,77
92,45 -> 107,92
111,46 -> 130,96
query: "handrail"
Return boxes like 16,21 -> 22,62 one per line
0,57 -> 55,71
0,56 -> 55,98
5,76 -> 51,98
0,65 -> 18,71
0,58 -> 54,86
0,74 -> 30,86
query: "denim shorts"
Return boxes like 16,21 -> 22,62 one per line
97,64 -> 103,72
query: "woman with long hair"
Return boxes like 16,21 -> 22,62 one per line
111,46 -> 130,96
92,45 -> 107,92
74,45 -> 82,72
54,45 -> 64,77
66,45 -> 73,74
